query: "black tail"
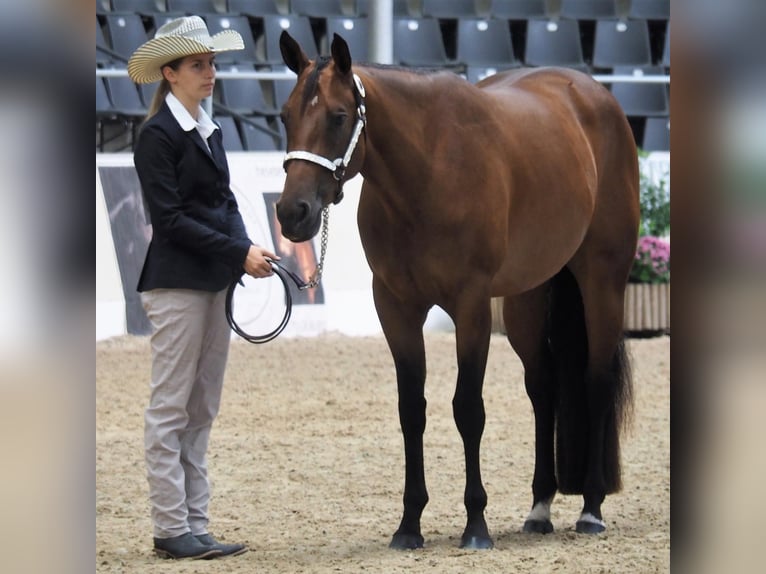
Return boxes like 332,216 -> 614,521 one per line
547,268 -> 633,494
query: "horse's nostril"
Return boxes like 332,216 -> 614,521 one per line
297,200 -> 310,222
277,198 -> 312,228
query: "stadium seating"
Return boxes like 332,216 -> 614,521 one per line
203,13 -> 260,64
422,0 -> 480,19
96,18 -> 112,66
218,65 -> 278,116
325,17 -> 369,61
642,116 -> 670,151
628,0 -> 670,20
393,18 -> 449,67
559,0 -> 618,20
592,18 -> 652,69
166,0 -> 220,14
227,0 -> 282,16
111,0 -> 166,15
524,18 -> 589,72
95,1 -> 670,153
489,0 -> 547,19
215,115 -> 245,150
240,117 -> 282,150
456,18 -> 518,68
610,66 -> 669,117
262,15 -> 318,64
290,0 -> 346,18
105,13 -> 149,62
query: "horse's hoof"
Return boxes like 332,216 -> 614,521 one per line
523,519 -> 554,534
460,535 -> 494,549
389,532 -> 424,550
575,515 -> 606,534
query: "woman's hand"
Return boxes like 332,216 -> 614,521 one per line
243,245 -> 280,278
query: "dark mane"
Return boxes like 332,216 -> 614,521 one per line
357,62 -> 448,75
302,56 -> 332,110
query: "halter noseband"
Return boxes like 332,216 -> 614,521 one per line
282,73 -> 367,202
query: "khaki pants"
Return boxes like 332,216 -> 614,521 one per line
141,288 -> 230,539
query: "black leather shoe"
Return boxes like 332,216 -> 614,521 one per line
195,533 -> 248,557
153,532 -> 223,560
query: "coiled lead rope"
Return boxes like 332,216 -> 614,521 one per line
225,206 -> 329,343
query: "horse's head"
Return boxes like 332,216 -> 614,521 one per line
276,31 -> 366,242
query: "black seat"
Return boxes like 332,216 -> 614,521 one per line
139,81 -> 160,109
227,0 -> 282,17
642,116 -> 670,151
628,0 -> 670,20
97,17 -> 113,66
610,66 -> 669,117
325,17 -> 369,61
96,76 -> 116,116
218,64 -> 277,116
262,15 -> 318,64
214,115 -> 244,151
456,18 -> 518,68
97,76 -> 119,151
104,69 -> 149,118
111,0 -> 166,15
105,13 -> 149,62
272,74 -> 297,111
489,0 -> 547,19
166,0 -> 221,14
559,0 -> 618,20
661,23 -> 670,68
524,18 -> 589,72
240,116 -> 281,150
422,0 -> 479,19
393,18 -> 449,67
290,0 -> 346,17
592,18 -> 652,69
203,13 -> 260,64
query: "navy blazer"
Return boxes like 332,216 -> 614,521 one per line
134,102 -> 251,292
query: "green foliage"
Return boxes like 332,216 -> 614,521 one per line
638,151 -> 670,238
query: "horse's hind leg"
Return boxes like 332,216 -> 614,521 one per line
373,278 -> 431,550
503,284 -> 558,534
568,255 -> 634,534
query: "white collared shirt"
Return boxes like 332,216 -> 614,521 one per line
165,92 -> 218,152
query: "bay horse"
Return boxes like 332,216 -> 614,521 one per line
276,32 -> 639,549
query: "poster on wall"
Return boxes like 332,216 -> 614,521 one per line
98,165 -> 152,335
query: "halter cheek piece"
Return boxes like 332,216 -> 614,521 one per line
282,73 -> 367,204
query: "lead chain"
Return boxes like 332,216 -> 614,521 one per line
299,205 -> 329,290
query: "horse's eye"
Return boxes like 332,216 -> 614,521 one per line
332,112 -> 348,127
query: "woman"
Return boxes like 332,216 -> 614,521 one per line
128,16 -> 278,560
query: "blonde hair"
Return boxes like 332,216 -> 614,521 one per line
143,58 -> 182,122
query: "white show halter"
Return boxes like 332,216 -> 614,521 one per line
283,73 -> 367,185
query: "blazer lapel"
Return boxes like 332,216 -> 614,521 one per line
208,129 -> 228,172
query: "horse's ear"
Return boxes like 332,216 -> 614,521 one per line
331,33 -> 352,76
280,30 -> 309,75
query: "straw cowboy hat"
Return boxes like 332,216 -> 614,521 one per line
128,16 -> 244,84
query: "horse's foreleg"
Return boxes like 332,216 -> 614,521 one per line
504,286 -> 558,534
373,279 -> 430,550
451,291 -> 494,549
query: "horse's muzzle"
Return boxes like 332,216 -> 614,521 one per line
276,197 -> 322,242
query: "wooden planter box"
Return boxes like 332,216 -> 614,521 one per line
490,283 -> 670,335
623,282 -> 670,333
